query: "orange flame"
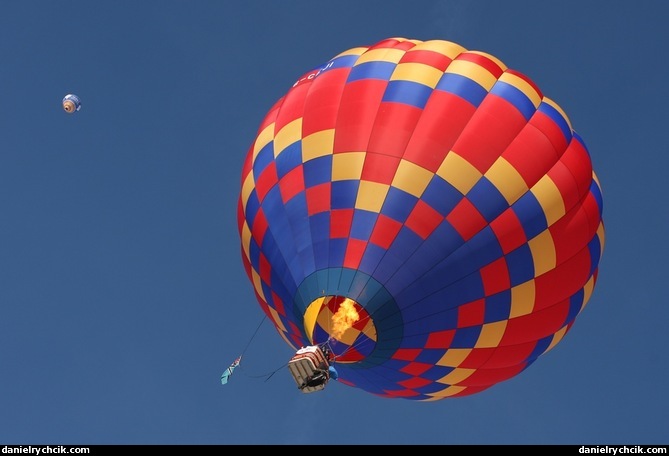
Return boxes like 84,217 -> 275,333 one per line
331,298 -> 360,339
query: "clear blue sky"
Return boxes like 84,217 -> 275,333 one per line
1,0 -> 667,446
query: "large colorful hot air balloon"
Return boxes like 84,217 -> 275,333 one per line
237,37 -> 605,400
62,94 -> 81,114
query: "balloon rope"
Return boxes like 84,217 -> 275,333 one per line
236,313 -> 293,381
242,313 -> 266,356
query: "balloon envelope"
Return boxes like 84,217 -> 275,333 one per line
62,94 -> 81,113
237,37 -> 605,400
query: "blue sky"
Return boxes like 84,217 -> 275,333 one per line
1,0 -> 667,446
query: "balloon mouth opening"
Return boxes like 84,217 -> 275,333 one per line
303,296 -> 376,363
63,102 -> 75,112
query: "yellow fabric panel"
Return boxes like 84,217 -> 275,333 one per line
356,180 -> 389,212
391,62 -> 443,88
475,321 -> 507,348
484,157 -> 529,204
302,130 -> 335,162
436,151 -> 482,194
392,159 -> 433,197
240,222 -> 252,262
303,298 -> 324,343
440,366 -> 475,385
240,172 -> 256,212
531,175 -> 566,226
315,303 -> 333,335
529,231 -> 556,276
251,269 -> 266,303
355,48 -> 405,65
597,220 -> 606,252
498,72 -> 542,108
253,123 -> 275,159
411,40 -> 466,59
539,325 -> 568,356
581,274 -> 597,311
446,59 -> 498,91
359,318 -> 378,342
332,152 -> 365,181
426,385 -> 467,399
331,46 -> 367,59
437,347 -> 470,368
593,171 -> 603,189
509,280 -> 536,318
273,118 -> 302,158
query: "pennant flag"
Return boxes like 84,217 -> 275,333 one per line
220,355 -> 242,385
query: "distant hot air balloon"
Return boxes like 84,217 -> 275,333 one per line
237,37 -> 605,400
62,94 -> 81,113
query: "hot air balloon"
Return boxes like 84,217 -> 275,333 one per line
237,37 -> 605,400
62,94 -> 81,113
